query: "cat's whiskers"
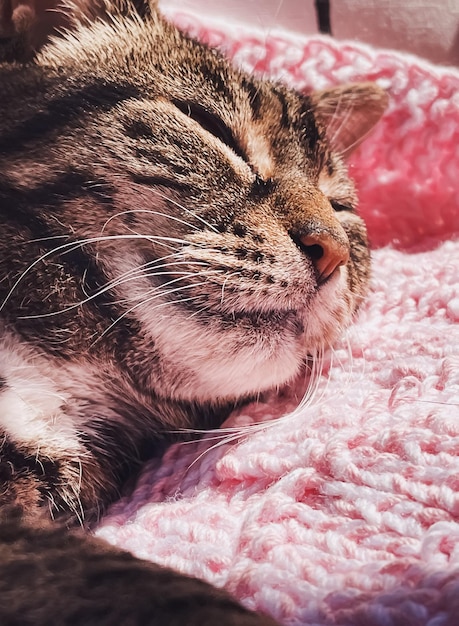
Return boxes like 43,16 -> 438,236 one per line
308,340 -> 351,412
109,265 -> 214,303
150,189 -> 220,234
27,235 -> 69,245
46,492 -> 58,520
309,345 -> 334,410
219,270 -> 242,308
175,342 -> 356,477
105,262 -> 213,307
61,487 -> 84,526
246,0 -> 285,83
327,93 -> 353,153
173,343 -> 360,481
184,301 -> 213,321
76,458 -> 83,503
17,262 -> 213,319
91,281 -> 212,345
339,124 -> 380,157
122,268 -> 222,305
44,469 -> 84,523
100,209 -> 206,235
33,449 -> 46,477
68,485 -> 85,526
304,335 -> 357,422
343,331 -> 357,383
0,233 -> 209,313
140,277 -> 221,307
176,347 -> 325,445
297,349 -> 323,409
326,91 -> 380,159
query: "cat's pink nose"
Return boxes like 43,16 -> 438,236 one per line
298,231 -> 350,283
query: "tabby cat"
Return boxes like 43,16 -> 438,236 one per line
0,0 -> 387,623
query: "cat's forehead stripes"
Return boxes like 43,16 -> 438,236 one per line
244,127 -> 274,180
271,87 -> 293,129
195,61 -> 236,105
241,78 -> 264,119
0,80 -> 140,156
240,80 -> 326,179
297,98 -> 323,157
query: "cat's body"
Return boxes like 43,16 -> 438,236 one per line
0,0 -> 387,622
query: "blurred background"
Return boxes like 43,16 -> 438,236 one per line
160,0 -> 459,66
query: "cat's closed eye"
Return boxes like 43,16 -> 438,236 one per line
173,99 -> 246,160
330,200 -> 354,212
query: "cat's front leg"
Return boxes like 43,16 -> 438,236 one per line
0,390 -> 94,522
0,329 -> 135,522
0,430 -> 81,521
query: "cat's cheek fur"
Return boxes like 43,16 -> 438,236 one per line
126,270 -> 354,403
140,306 -> 306,401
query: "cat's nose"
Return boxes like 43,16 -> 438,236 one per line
296,229 -> 350,283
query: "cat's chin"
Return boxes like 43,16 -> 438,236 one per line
138,268 -> 352,403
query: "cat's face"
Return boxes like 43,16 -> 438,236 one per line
1,2 -> 387,405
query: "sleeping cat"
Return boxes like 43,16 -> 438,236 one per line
0,0 -> 387,623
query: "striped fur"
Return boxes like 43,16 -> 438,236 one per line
0,0 -> 387,622
0,0 -> 388,521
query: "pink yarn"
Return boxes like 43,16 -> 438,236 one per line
96,15 -> 459,626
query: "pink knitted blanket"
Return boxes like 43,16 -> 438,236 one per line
96,13 -> 459,625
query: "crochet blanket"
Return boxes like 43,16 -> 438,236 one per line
96,13 -> 459,626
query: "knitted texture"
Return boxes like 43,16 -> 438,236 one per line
96,14 -> 459,626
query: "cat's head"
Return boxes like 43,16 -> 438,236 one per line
2,0 -> 387,404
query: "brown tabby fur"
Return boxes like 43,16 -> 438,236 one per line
0,0 -> 387,623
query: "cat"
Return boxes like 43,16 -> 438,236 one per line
0,0 -> 388,623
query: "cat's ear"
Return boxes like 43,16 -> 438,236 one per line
312,83 -> 388,156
